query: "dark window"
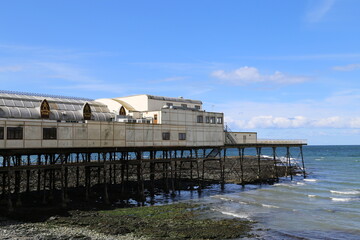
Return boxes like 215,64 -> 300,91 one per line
197,116 -> 203,123
217,117 -> 223,124
206,116 -> 210,123
162,132 -> 170,140
166,103 -> 173,107
0,127 -> 4,139
181,104 -> 187,108
195,105 -> 200,110
7,127 -> 23,139
179,133 -> 186,140
210,117 -> 216,124
43,128 -> 57,140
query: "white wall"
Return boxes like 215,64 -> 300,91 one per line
228,132 -> 257,144
115,95 -> 149,111
0,118 -> 225,149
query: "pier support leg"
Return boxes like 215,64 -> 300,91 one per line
272,147 -> 279,180
61,165 -> 67,208
26,155 -> 31,193
37,155 -> 41,193
300,146 -> 306,178
15,155 -> 22,207
104,164 -> 109,204
238,148 -> 245,186
256,147 -> 261,180
286,147 -> 293,180
7,169 -> 13,212
76,153 -> 80,188
120,153 -> 125,194
136,151 -> 145,201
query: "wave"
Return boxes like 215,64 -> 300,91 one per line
330,190 -> 360,195
331,197 -> 353,202
211,195 -> 248,205
219,210 -> 251,219
304,179 -> 317,182
308,195 -> 317,198
261,204 -> 280,208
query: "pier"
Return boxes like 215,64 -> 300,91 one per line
0,91 -> 307,212
0,141 -> 306,212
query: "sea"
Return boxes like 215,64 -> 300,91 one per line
153,145 -> 360,240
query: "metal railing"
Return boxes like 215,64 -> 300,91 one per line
257,139 -> 307,144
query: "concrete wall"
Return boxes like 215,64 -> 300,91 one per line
147,99 -> 202,111
115,95 -> 202,112
228,132 -> 257,144
160,108 -> 223,126
0,118 -> 225,149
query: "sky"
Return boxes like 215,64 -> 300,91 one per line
0,0 -> 359,145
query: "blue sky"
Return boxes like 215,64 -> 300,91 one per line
0,0 -> 359,145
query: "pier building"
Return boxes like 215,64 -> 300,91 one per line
0,91 -> 306,211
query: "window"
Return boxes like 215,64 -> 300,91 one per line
181,104 -> 187,108
119,106 -> 126,116
195,105 -> 200,110
210,117 -> 216,124
162,132 -> 170,140
43,128 -> 57,140
7,127 -> 23,139
197,115 -> 203,123
166,103 -> 173,107
40,99 -> 50,119
0,127 -> 4,139
83,102 -> 92,120
178,133 -> 186,140
217,117 -> 223,124
206,116 -> 210,123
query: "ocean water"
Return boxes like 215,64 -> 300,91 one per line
198,145 -> 360,240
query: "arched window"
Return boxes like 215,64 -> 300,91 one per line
119,106 -> 126,116
83,103 -> 92,120
40,99 -> 50,119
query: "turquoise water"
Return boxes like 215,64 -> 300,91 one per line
199,145 -> 360,239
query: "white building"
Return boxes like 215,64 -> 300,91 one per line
0,91 -> 250,150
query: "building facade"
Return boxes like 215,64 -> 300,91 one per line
0,92 -> 227,149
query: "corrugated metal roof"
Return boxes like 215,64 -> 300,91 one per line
0,91 -> 114,121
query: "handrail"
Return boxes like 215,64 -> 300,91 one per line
257,139 -> 307,144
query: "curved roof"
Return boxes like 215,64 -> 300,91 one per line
0,92 -> 114,121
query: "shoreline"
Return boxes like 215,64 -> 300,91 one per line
1,202 -> 256,240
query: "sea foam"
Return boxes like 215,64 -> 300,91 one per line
304,179 -> 317,182
219,211 -> 250,219
330,190 -> 360,195
331,197 -> 353,202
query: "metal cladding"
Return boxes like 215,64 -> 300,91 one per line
0,91 -> 114,121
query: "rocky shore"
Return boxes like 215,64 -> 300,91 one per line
0,203 -> 255,240
0,216 -> 144,240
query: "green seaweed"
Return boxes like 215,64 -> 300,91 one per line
47,203 -> 255,240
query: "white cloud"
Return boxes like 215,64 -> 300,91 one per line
333,63 -> 360,71
242,116 -> 309,129
0,65 -> 23,72
218,90 -> 360,131
305,0 -> 336,22
211,66 -> 309,85
230,115 -> 360,129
